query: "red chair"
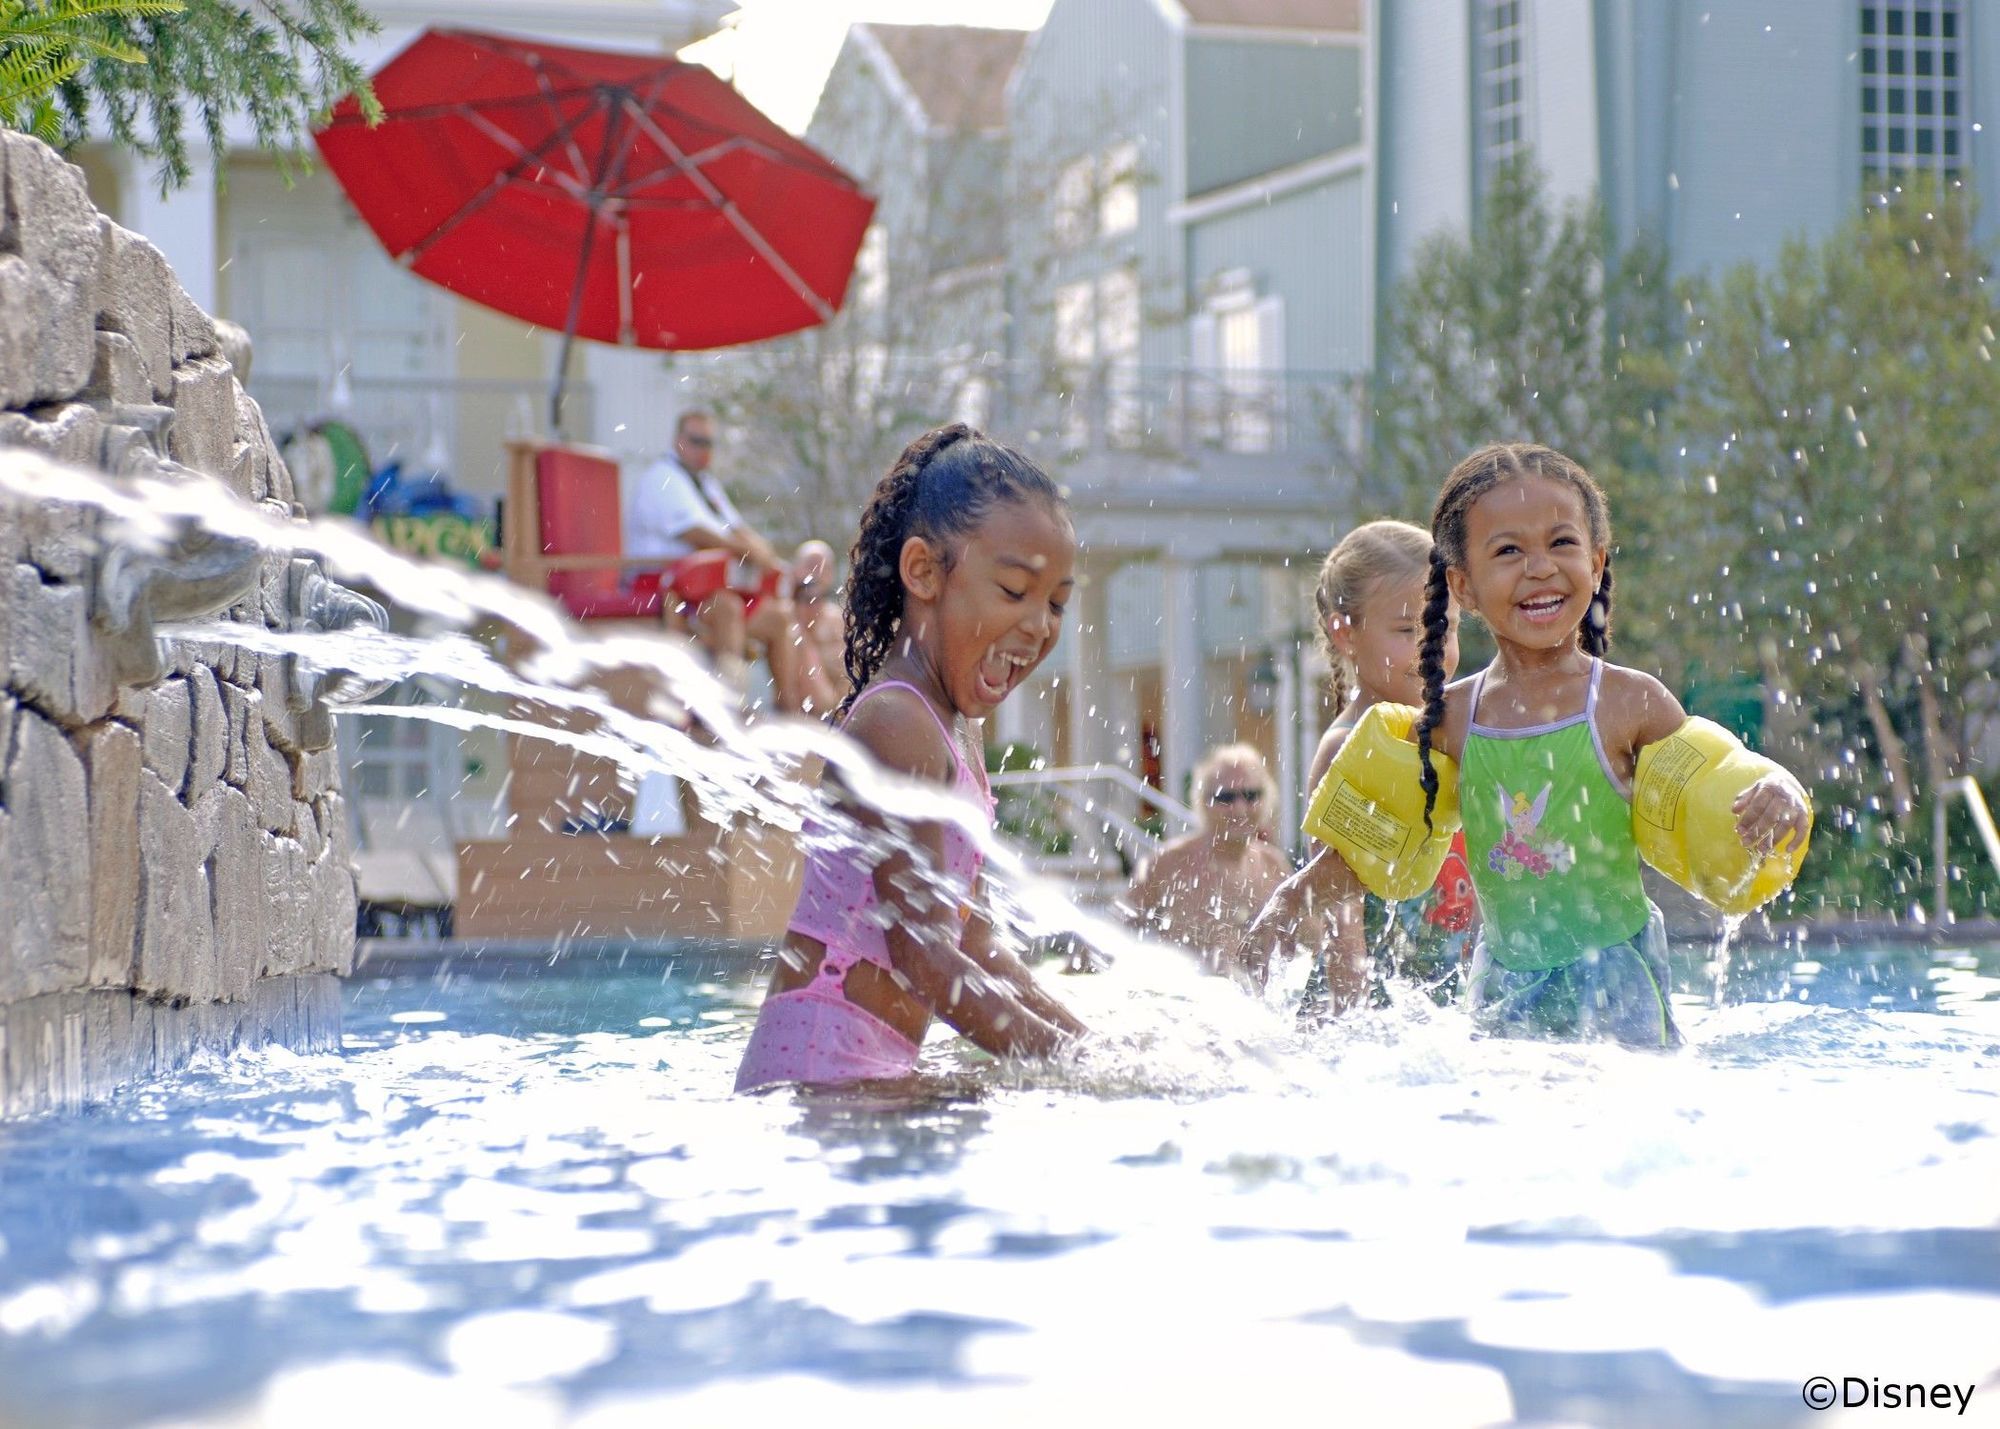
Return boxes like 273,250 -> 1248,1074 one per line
503,441 -> 664,621
502,442 -> 785,622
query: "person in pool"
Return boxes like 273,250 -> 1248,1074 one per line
735,424 -> 1089,1093
782,538 -> 849,717
1125,743 -> 1290,967
1238,443 -> 1811,1047
1294,520 -> 1477,1013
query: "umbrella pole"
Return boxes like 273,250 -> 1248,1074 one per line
550,327 -> 577,438
550,205 -> 606,439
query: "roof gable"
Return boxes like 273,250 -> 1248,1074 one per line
859,23 -> 1029,133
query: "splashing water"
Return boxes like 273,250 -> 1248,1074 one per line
2,461 -> 1999,1426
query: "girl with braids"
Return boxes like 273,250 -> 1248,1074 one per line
736,424 -> 1088,1092
1293,521 -> 1476,1013
1248,442 -> 1809,1045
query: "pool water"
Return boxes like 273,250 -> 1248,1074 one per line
1,945 -> 1998,1428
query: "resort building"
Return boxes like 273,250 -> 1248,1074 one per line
799,0 -> 1370,841
1376,0 -> 2000,289
54,0 -> 2000,912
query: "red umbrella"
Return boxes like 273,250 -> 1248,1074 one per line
314,28 -> 875,431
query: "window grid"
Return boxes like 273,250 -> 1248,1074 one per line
1860,1 -> 1965,185
1479,0 -> 1527,172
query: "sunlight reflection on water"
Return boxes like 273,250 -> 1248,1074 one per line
0,951 -> 1994,1428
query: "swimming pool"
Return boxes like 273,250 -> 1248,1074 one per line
1,943 -> 1996,1427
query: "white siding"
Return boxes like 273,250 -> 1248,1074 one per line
1659,2 -> 1855,275
1187,171 -> 1370,371
1528,0 -> 1600,207
1378,0 -> 1474,281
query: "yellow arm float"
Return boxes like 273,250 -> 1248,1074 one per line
1632,717 -> 1812,915
1301,702 -> 1461,901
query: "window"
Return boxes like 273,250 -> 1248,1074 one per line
1860,1 -> 1965,183
1099,140 -> 1140,236
1055,143 -> 1141,247
1189,270 -> 1285,454
1476,0 -> 1529,199
1097,266 -> 1142,446
1097,268 -> 1141,358
1054,280 -> 1095,364
852,223 -> 888,309
1053,271 -> 1144,449
1053,154 -> 1094,249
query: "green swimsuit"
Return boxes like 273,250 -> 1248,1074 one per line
1459,659 -> 1679,1048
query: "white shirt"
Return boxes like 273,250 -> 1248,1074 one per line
622,454 -> 746,562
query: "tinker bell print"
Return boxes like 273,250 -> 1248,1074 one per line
1489,782 -> 1576,880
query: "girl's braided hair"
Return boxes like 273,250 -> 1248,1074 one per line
1312,519 -> 1434,715
838,423 -> 1066,718
1413,442 -> 1615,829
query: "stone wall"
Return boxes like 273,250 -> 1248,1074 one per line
0,132 -> 373,1115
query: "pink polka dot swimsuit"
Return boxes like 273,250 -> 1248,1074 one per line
734,680 -> 993,1093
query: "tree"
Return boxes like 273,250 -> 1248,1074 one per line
2,0 -> 379,192
0,0 -> 182,142
1677,178 -> 2000,853
1364,157 -> 1686,654
685,44 -> 1019,547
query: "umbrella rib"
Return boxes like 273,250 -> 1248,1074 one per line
402,111 -> 592,266
606,197 -> 715,214
610,70 -> 768,196
557,96 -> 637,348
618,96 -> 837,324
322,85 -> 607,128
641,91 -> 859,187
532,56 -> 596,191
615,137 -> 764,198
591,102 -> 646,349
459,108 -> 595,203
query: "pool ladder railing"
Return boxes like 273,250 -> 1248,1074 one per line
988,764 -> 1199,908
1933,775 -> 2000,926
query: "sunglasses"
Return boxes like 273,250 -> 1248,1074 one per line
680,434 -> 715,449
1210,787 -> 1263,805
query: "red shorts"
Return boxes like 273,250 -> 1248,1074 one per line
633,550 -> 782,616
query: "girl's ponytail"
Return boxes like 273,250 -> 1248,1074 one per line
837,423 -> 1060,719
1581,557 -> 1615,658
1413,547 -> 1453,832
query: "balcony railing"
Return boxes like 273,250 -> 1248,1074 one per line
663,348 -> 1361,469
1008,363 -> 1365,463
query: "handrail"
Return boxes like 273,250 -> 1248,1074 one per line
1933,776 -> 2000,925
1042,785 -> 1166,856
989,764 -> 1201,899
988,763 -> 1199,832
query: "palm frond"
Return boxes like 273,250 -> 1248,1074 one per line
0,44 -> 82,113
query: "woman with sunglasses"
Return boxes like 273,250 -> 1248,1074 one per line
1125,744 -> 1289,971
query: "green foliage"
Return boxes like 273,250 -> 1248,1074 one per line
1370,160 -> 2000,920
5,0 -> 380,192
986,742 -> 1073,857
1365,156 -> 1687,654
0,0 -> 180,141
1676,177 -> 2000,881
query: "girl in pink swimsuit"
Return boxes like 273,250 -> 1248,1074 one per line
736,424 -> 1090,1093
